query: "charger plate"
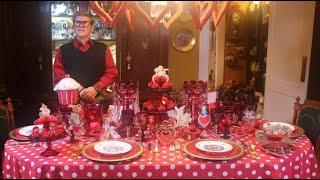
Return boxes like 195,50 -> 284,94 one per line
18,125 -> 43,137
8,125 -> 42,141
82,140 -> 143,162
183,139 -> 244,161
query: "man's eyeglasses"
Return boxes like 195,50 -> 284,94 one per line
74,20 -> 92,27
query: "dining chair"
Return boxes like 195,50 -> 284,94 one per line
0,97 -> 15,130
0,97 -> 15,177
293,97 -> 320,148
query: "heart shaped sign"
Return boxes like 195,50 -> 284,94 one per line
162,2 -> 184,29
156,126 -> 176,145
131,1 -> 171,28
89,1 -> 124,27
188,1 -> 217,30
212,1 -> 230,27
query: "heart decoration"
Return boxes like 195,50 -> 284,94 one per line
115,81 -> 137,97
188,1 -> 217,31
162,2 -> 184,29
152,73 -> 169,87
183,80 -> 207,97
212,1 -> 230,27
123,2 -> 136,31
156,126 -> 176,146
131,1 -> 171,28
89,1 -> 124,27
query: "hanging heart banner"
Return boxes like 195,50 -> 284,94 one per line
89,1 -> 124,27
124,2 -> 136,31
212,1 -> 230,27
131,1 -> 171,28
161,2 -> 184,29
188,1 -> 217,31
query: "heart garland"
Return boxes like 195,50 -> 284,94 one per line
131,1 -> 171,28
161,1 -> 184,29
89,1 -> 124,27
212,1 -> 230,27
188,1 -> 217,31
89,1 -> 230,31
124,2 -> 136,31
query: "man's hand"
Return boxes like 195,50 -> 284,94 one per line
80,86 -> 97,102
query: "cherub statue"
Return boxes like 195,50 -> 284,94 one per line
39,103 -> 51,117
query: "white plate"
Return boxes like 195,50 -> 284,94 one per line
195,140 -> 233,153
262,122 -> 295,131
94,140 -> 132,155
18,125 -> 43,137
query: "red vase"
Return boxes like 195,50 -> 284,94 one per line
83,103 -> 103,135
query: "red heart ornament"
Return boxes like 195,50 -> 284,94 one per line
89,1 -> 124,27
212,1 -> 230,27
152,74 -> 169,88
188,1 -> 217,30
156,126 -> 176,145
131,1 -> 171,28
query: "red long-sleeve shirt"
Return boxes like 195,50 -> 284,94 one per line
53,38 -> 118,91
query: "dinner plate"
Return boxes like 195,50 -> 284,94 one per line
82,140 -> 143,162
262,122 -> 295,132
93,140 -> 132,155
18,125 -> 43,137
195,140 -> 233,153
183,139 -> 244,161
258,141 -> 297,157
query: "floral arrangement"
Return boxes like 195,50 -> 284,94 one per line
143,96 -> 176,112
30,115 -> 66,140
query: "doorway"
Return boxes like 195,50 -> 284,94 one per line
307,1 -> 320,101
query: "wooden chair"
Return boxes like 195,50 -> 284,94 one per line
293,97 -> 320,148
0,97 -> 15,130
0,97 -> 14,178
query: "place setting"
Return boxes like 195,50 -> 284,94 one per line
81,139 -> 144,163
9,124 -> 44,141
183,138 -> 244,161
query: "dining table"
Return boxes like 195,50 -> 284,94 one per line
2,129 -> 319,179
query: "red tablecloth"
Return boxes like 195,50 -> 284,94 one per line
2,134 -> 319,179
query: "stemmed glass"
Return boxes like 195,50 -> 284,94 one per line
121,108 -> 134,138
59,105 -> 78,143
134,112 -> 148,142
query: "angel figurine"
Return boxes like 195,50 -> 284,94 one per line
39,103 -> 51,117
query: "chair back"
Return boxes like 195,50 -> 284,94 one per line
293,97 -> 320,146
0,97 -> 14,130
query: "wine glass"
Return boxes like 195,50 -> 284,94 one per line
134,112 -> 148,142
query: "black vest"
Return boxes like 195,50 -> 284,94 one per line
60,41 -> 106,88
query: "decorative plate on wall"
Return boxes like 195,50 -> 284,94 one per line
172,28 -> 196,52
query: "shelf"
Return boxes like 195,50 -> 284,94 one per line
52,39 -> 73,41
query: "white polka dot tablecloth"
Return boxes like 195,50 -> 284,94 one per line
2,135 -> 319,179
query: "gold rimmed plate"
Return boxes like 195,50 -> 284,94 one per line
9,127 -> 30,141
82,140 -> 144,162
172,28 -> 196,52
183,139 -> 244,161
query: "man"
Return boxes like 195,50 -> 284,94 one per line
53,10 -> 118,102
